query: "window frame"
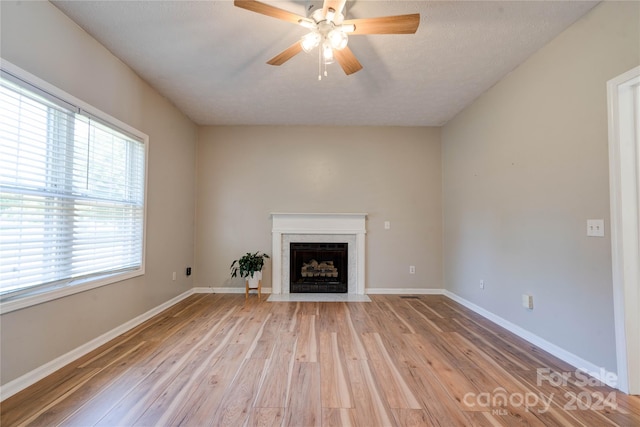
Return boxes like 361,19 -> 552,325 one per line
0,59 -> 148,314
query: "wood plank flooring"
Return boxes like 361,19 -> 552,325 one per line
2,294 -> 639,426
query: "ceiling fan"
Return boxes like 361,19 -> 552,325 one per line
234,0 -> 420,78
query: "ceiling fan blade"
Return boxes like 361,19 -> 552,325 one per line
343,14 -> 420,35
334,46 -> 363,75
323,0 -> 347,16
234,0 -> 305,25
267,41 -> 303,66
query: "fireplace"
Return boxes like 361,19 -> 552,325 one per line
271,213 -> 367,295
290,242 -> 348,293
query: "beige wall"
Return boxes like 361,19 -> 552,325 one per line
442,1 -> 640,372
0,1 -> 197,385
195,126 -> 442,292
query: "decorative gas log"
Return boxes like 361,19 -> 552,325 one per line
301,259 -> 339,278
290,242 -> 347,293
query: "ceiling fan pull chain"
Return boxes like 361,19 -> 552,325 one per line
318,47 -> 322,80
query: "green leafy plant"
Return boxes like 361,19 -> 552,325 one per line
230,251 -> 270,278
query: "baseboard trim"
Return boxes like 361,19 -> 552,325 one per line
0,289 -> 195,400
194,287 -> 273,294
193,286 -> 215,293
366,288 -> 445,295
443,290 -> 618,389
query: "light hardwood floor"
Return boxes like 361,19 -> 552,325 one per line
2,294 -> 639,426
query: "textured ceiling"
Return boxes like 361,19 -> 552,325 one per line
52,1 -> 598,126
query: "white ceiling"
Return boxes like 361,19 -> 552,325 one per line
52,1 -> 598,127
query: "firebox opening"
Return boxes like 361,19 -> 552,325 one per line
290,242 -> 348,293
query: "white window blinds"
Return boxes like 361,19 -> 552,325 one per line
0,70 -> 146,298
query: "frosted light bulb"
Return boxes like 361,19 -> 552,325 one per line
301,32 -> 321,52
328,29 -> 348,50
322,42 -> 334,64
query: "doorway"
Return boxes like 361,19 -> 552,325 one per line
608,65 -> 640,394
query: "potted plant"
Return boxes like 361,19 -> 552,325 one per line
230,251 -> 270,288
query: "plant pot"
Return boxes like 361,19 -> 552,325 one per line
247,270 -> 262,289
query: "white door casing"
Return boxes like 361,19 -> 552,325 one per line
607,65 -> 640,394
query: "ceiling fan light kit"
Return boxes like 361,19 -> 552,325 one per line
233,0 -> 420,79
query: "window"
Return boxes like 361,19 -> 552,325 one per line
0,64 -> 147,311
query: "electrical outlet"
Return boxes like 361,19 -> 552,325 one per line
172,271 -> 176,281
522,294 -> 534,309
409,265 -> 415,274
480,280 -> 485,290
384,221 -> 391,230
587,219 -> 605,237
186,267 -> 192,276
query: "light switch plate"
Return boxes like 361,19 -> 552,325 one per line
587,219 -> 605,237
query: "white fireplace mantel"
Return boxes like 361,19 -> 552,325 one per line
271,213 -> 367,295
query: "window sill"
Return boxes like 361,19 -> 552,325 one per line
0,269 -> 144,314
